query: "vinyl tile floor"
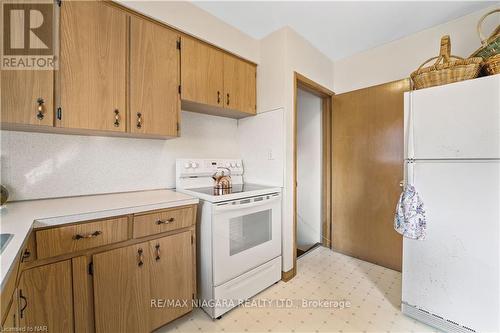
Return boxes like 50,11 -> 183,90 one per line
157,246 -> 436,333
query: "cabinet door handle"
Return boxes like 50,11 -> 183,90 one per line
137,248 -> 144,267
73,230 -> 102,240
136,112 -> 143,129
155,244 -> 161,261
217,91 -> 221,104
19,289 -> 27,319
114,109 -> 120,127
226,93 -> 230,106
36,98 -> 45,120
20,248 -> 31,262
156,217 -> 174,225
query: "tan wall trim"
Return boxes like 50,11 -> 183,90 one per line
281,267 -> 296,282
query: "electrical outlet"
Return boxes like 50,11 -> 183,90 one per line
268,149 -> 274,160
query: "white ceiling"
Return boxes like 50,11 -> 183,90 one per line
191,1 -> 496,60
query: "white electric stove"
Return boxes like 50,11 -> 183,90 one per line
175,159 -> 282,319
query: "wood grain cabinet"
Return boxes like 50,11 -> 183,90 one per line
93,241 -> 150,333
180,37 -> 224,108
2,289 -> 19,330
0,204 -> 197,332
180,37 -> 256,117
1,70 -> 54,127
147,231 -> 193,330
35,216 -> 129,259
58,1 -> 127,132
223,54 -> 257,115
18,260 -> 74,332
93,231 -> 194,332
130,17 -> 180,137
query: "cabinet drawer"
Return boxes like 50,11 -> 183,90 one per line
133,206 -> 195,238
36,216 -> 129,259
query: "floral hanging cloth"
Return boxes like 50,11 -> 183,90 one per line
394,184 -> 427,240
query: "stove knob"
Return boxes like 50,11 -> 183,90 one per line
191,162 -> 198,168
236,162 -> 241,168
225,162 -> 231,168
184,162 -> 191,169
230,162 -> 236,168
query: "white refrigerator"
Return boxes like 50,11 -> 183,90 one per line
401,75 -> 500,333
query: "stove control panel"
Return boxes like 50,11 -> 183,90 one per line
176,159 -> 243,177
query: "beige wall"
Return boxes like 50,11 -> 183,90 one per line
258,27 -> 335,271
117,0 -> 260,63
333,5 -> 499,93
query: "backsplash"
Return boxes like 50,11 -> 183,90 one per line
0,111 -> 240,201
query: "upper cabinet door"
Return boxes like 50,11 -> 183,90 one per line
223,54 -> 256,115
59,1 -> 126,132
130,17 -> 180,137
1,70 -> 54,126
180,37 -> 224,108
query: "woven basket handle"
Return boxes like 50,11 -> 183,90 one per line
416,35 -> 463,70
477,9 -> 500,45
438,35 -> 451,63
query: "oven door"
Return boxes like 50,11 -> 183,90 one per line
212,192 -> 281,286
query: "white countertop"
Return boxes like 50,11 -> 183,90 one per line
0,189 -> 198,288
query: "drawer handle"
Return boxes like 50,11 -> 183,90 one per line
156,217 -> 174,225
137,248 -> 144,267
155,243 -> 161,261
73,230 -> 102,240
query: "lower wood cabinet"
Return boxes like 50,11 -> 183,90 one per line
1,205 -> 197,333
148,231 -> 193,329
93,240 -> 151,333
18,260 -> 74,332
3,289 -> 19,330
93,231 -> 193,333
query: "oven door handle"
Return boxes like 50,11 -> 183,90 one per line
214,194 -> 281,212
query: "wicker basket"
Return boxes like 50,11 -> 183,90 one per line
470,9 -> 500,60
483,54 -> 500,75
410,35 -> 482,90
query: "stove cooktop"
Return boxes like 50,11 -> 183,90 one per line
179,183 -> 281,203
188,184 -> 274,196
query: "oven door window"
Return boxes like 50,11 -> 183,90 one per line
229,209 -> 272,256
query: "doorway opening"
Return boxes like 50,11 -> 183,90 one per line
296,87 -> 323,258
285,72 -> 334,281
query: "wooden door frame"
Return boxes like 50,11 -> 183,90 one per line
284,72 -> 334,281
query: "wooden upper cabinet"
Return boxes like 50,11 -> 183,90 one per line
223,54 -> 256,115
18,260 -> 74,332
180,37 -> 224,108
1,70 -> 54,126
59,1 -> 126,132
130,17 -> 180,137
